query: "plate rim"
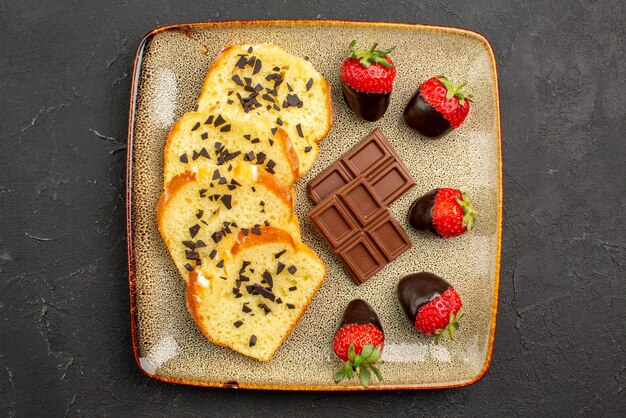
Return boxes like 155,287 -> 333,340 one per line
126,19 -> 503,391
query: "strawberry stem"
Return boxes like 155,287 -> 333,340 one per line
348,40 -> 395,69
437,76 -> 471,106
433,308 -> 465,345
333,343 -> 383,387
455,192 -> 478,231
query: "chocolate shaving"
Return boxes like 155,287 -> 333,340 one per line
262,270 -> 273,288
274,249 -> 286,258
306,78 -> 313,91
191,122 -> 200,131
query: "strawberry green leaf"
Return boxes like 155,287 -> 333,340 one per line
334,366 -> 346,383
359,365 -> 371,388
354,354 -> 364,368
360,344 -> 374,360
456,192 -> 478,231
344,362 -> 354,379
348,343 -> 356,363
366,345 -> 381,363
370,365 -> 384,382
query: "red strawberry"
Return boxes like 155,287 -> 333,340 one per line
333,299 -> 384,387
403,76 -> 472,138
397,272 -> 465,344
408,188 -> 478,238
340,41 -> 396,121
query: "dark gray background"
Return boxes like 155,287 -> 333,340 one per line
1,0 -> 624,416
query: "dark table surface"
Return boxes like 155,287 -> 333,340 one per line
1,0 -> 625,416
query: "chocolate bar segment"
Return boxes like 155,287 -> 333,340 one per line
307,175 -> 412,284
308,128 -> 415,206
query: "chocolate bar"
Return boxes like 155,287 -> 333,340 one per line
307,128 -> 415,205
308,177 -> 412,284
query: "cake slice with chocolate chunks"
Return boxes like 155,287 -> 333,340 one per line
157,164 -> 301,283
187,227 -> 326,361
163,111 -> 299,188
195,44 -> 332,175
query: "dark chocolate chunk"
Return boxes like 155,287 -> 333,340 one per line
251,227 -> 261,235
192,150 -> 200,161
212,169 -> 221,180
204,115 -> 214,125
250,138 -> 260,144
189,224 -> 200,238
214,115 -> 226,127
218,177 -> 227,185
231,74 -> 244,86
273,66 -> 280,71
247,46 -> 253,53
216,259 -> 224,268
235,56 -> 248,69
242,304 -> 252,313
244,151 -> 255,161
287,265 -> 297,275
199,147 -> 210,159
195,240 -> 206,248
185,250 -> 199,260
276,262 -> 286,274
209,249 -> 217,259
262,270 -> 273,288
274,249 -> 286,258
287,82 -> 293,92
286,304 -> 295,309
253,58 -> 262,75
249,335 -> 257,347
221,195 -> 232,210
253,284 -> 275,301
296,123 -> 304,138
191,122 -> 201,131
275,298 -> 282,304
268,139 -> 274,146
243,134 -> 251,140
288,286 -> 297,291
220,124 -> 231,132
263,220 -> 270,227
182,240 -> 196,250
304,146 -> 312,153
200,132 -> 208,140
258,303 -> 271,315
241,228 -> 249,236
184,263 -> 193,272
270,127 -> 278,135
180,153 -> 188,163
196,209 -> 204,219
276,117 -> 283,126
234,320 -> 243,328
306,78 -> 313,91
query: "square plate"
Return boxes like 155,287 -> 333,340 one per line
127,20 -> 502,390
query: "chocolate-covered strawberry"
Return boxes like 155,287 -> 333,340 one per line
408,188 -> 478,238
333,299 -> 384,387
340,40 -> 396,122
404,76 -> 471,138
397,272 -> 464,344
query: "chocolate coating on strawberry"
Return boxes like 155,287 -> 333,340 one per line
408,188 -> 438,235
339,299 -> 383,332
340,41 -> 396,122
397,272 -> 450,324
403,93 -> 452,138
341,80 -> 391,122
408,188 -> 478,238
403,76 -> 471,138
